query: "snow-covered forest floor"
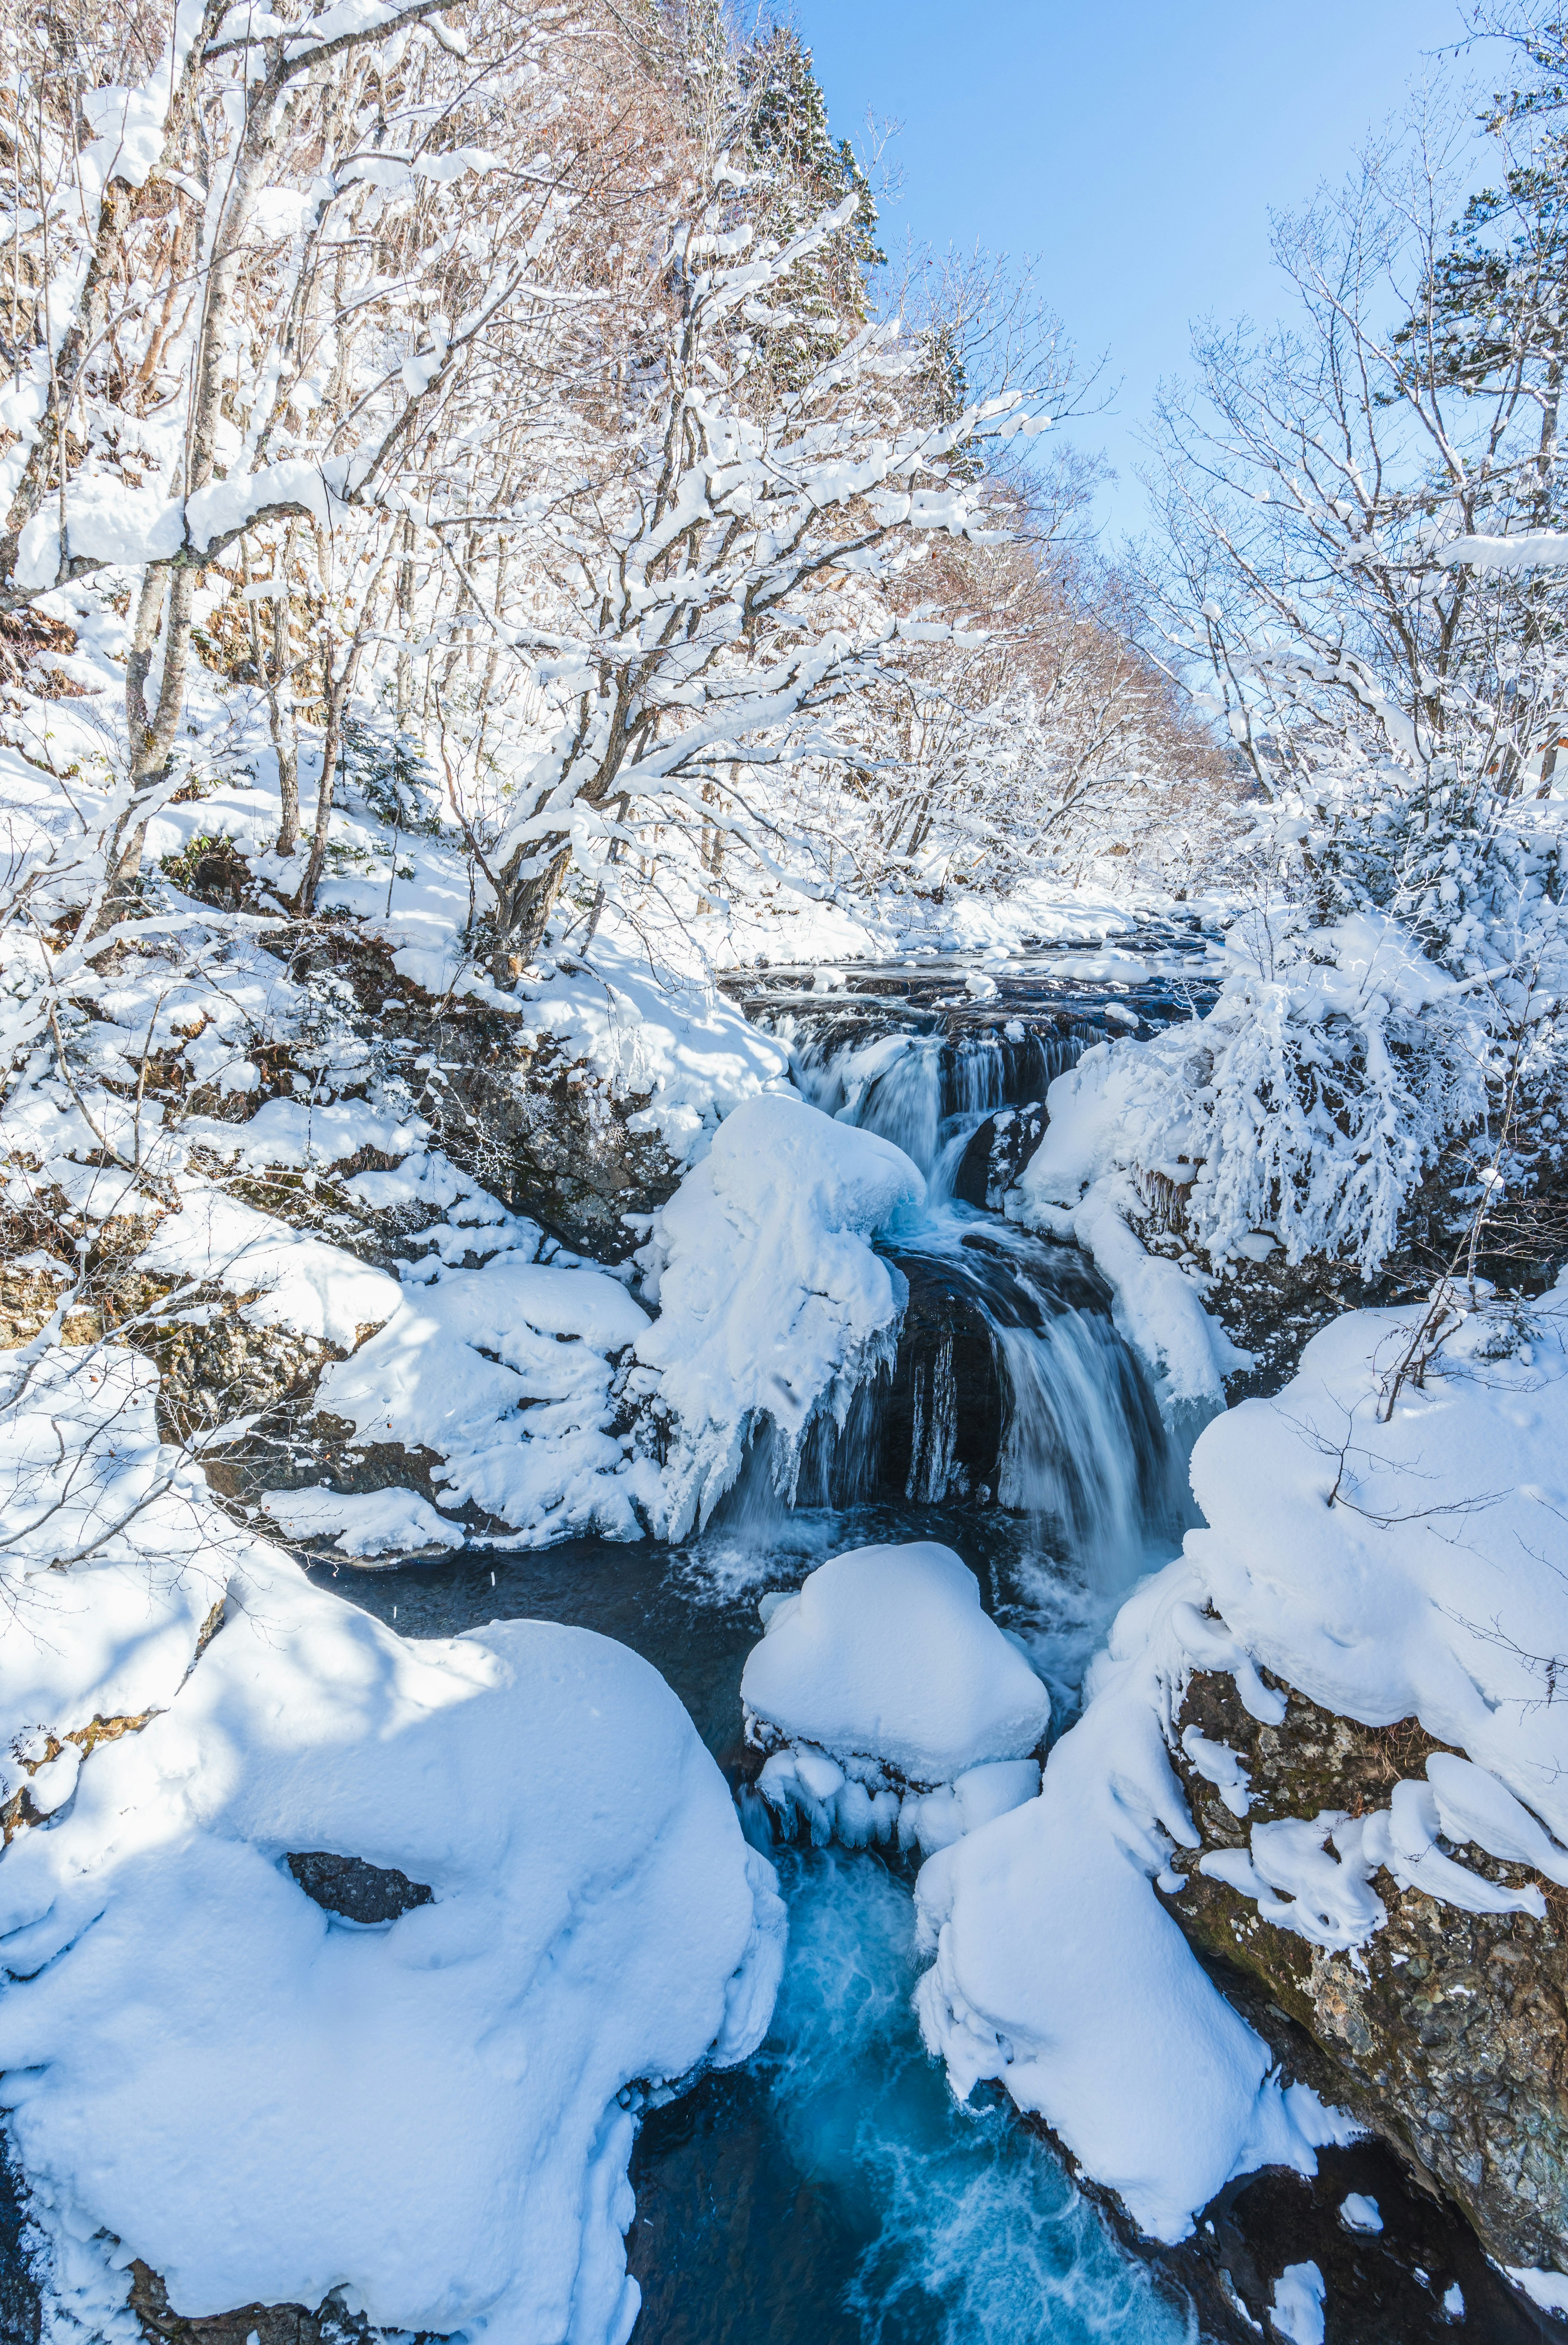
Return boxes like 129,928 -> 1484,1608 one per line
5,2 -> 1568,2342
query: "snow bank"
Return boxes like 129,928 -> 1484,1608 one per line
912,1541 -> 1354,2243
0,1350 -> 784,2345
634,1093 -> 924,1536
316,1258 -> 656,1542
1186,1273 -> 1568,1861
138,1181 -> 402,1349
913,1277 -> 1568,2245
742,1542 -> 1049,1860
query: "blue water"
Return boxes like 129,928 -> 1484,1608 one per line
753,1850 -> 1190,2345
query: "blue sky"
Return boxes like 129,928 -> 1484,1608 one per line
793,0 -> 1512,542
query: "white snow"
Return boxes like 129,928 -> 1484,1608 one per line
1443,530 -> 1568,571
633,1093 -> 924,1536
0,1352 -> 784,2345
137,1182 -> 402,1350
315,1259 -> 656,1543
1507,2265 -> 1568,2316
1010,1042 -> 1246,1423
742,1541 -> 1049,1859
261,1484 -> 465,1558
1339,2193 -> 1382,2234
1269,2260 -> 1326,2345
742,1541 -> 1049,1782
914,1276 -> 1568,2245
912,1553 -> 1355,2244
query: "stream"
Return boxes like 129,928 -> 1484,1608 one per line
0,933 -> 1526,2344
316,941 -> 1539,2345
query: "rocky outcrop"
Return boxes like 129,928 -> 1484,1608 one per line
412,1010 -> 682,1261
128,2261 -> 444,2345
1163,1666 -> 1568,2279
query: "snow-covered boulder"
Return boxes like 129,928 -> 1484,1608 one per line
0,1544 -> 784,2345
741,1541 -> 1049,1858
634,1094 -> 925,1537
315,1257 -> 657,1543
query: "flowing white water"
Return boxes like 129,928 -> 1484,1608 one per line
784,1015 -> 1187,1592
793,1022 -> 1091,1191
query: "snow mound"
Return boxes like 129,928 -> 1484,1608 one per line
261,1484 -> 464,1559
634,1094 -> 924,1537
0,1545 -> 784,2345
742,1543 -> 1048,1860
743,1541 -> 1048,1782
912,1546 -> 1355,2244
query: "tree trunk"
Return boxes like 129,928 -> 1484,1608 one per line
494,839 -> 573,981
395,514 -> 415,726
248,530 -> 300,857
297,657 -> 349,918
97,561 -> 196,923
271,571 -> 301,860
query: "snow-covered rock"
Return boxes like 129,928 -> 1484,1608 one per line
315,1258 -> 656,1542
634,1094 -> 924,1537
1009,1041 -> 1244,1427
260,1483 -> 465,1558
742,1541 -> 1049,1858
0,1538 -> 784,2345
915,1273 -> 1568,2267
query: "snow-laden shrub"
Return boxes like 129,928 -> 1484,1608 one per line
1025,880 -> 1563,1276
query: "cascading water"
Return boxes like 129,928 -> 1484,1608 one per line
793,1015 -> 1096,1198
795,1214 -> 1178,1586
781,1007 -> 1184,1588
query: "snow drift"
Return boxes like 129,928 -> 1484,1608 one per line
0,1345 -> 784,2345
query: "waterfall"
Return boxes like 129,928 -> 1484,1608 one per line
756,1007 -> 1183,1585
793,1214 -> 1176,1583
792,1017 -> 1096,1194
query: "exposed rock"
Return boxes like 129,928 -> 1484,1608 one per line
285,1851 -> 434,1924
952,1100 -> 1046,1211
1,1694 -> 196,1847
0,2152 -> 40,2345
404,1002 -> 684,1261
1163,1667 -> 1568,2280
129,2260 -> 443,2345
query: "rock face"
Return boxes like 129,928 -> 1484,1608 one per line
1163,1668 -> 1568,2277
285,1852 -> 434,1925
396,992 -> 684,1261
